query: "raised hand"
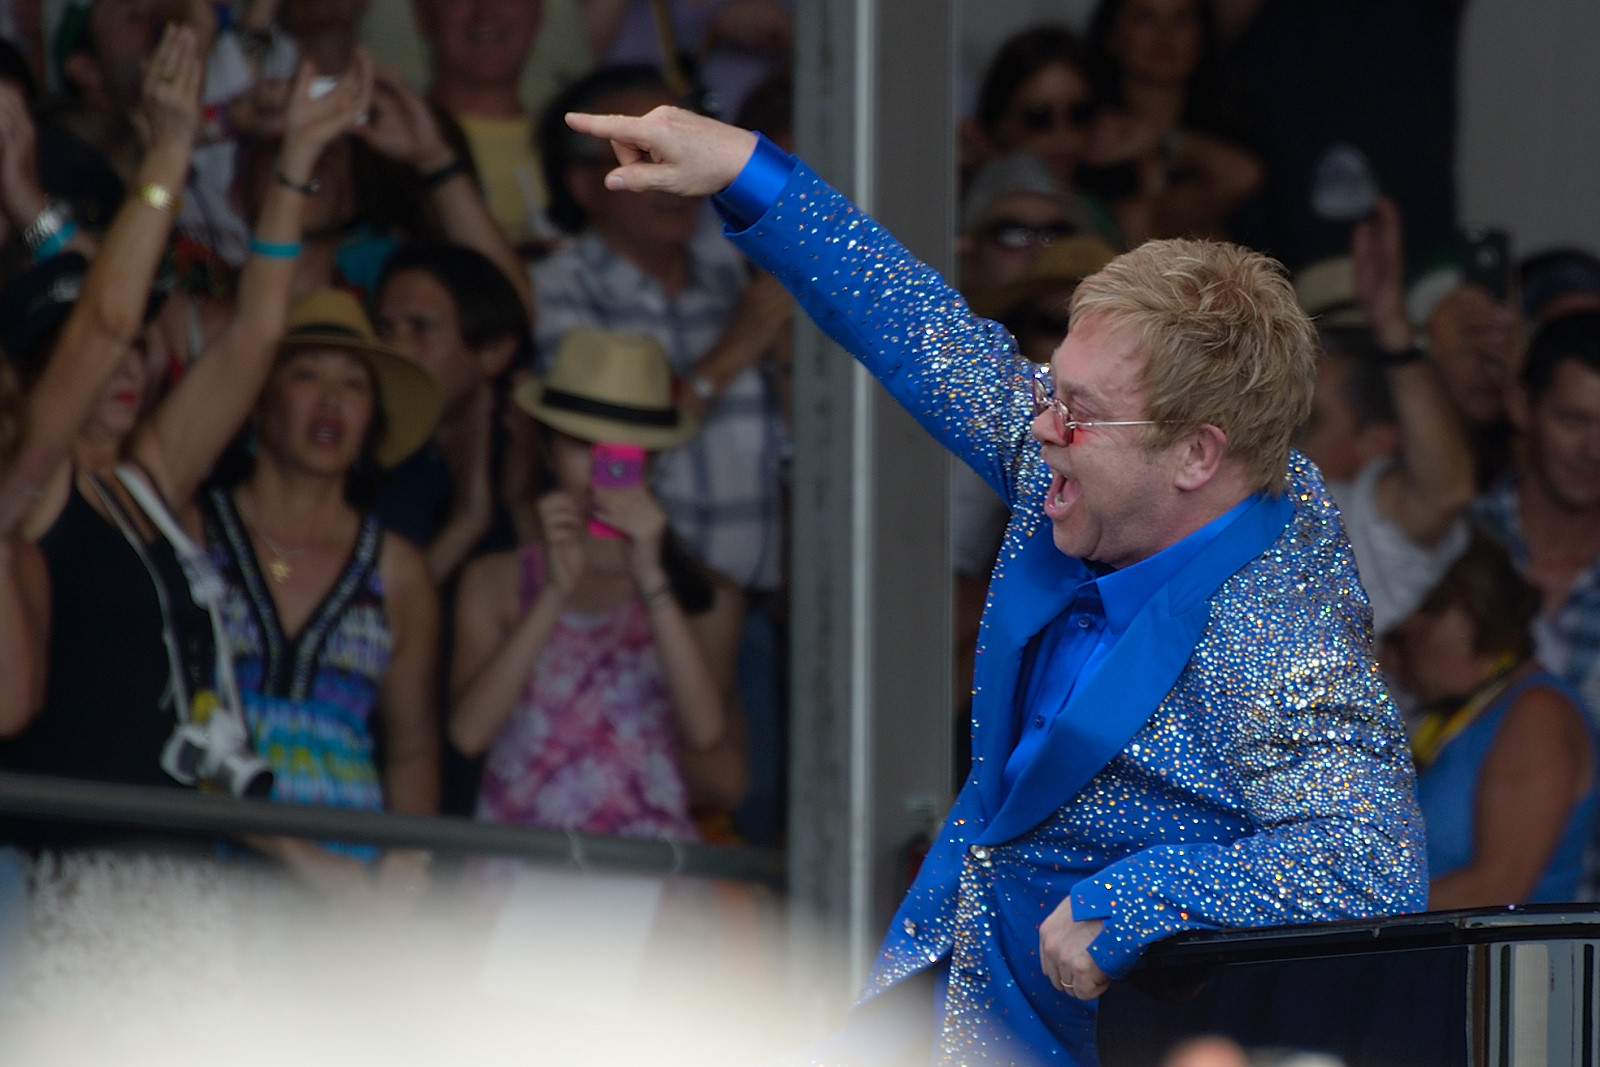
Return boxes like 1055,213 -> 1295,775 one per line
354,69 -> 456,173
1351,196 -> 1413,352
536,490 -> 588,596
564,106 -> 757,197
277,47 -> 376,186
590,484 -> 669,589
0,82 -> 45,232
134,24 -> 204,155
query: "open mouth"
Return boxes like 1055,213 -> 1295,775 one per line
308,416 -> 346,447
1043,470 -> 1080,519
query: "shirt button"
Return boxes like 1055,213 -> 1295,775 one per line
1078,616 -> 1092,630
903,918 -> 918,937
1033,715 -> 1044,728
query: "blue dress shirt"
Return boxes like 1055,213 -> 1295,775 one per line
1005,494 -> 1258,793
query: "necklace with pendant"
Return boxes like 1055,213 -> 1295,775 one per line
248,521 -> 312,584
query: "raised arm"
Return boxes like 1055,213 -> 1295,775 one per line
591,485 -> 727,751
0,25 -> 201,539
354,70 -> 534,318
448,495 -> 584,756
0,83 -> 96,261
133,50 -> 376,510
566,107 -> 1043,506
1352,197 -> 1475,546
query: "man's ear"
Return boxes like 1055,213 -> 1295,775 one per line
478,334 -> 518,380
62,52 -> 104,103
1173,423 -> 1228,492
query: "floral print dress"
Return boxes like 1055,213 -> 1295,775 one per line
474,544 -> 698,840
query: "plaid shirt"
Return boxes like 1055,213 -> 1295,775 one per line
531,228 -> 785,590
1472,476 -> 1600,897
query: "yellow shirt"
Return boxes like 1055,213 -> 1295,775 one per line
456,113 -> 548,245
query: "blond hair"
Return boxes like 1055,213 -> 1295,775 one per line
1070,238 -> 1316,490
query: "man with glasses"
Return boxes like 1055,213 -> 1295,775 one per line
566,106 -> 1427,1065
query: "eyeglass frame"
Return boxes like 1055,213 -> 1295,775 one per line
1030,376 -> 1168,445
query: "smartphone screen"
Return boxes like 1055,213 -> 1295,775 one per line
587,442 -> 646,539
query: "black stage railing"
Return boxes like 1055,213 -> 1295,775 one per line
0,771 -> 787,889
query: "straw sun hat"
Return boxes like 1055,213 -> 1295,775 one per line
514,328 -> 698,450
277,288 -> 442,468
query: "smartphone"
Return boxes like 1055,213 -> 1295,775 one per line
1461,228 -> 1512,304
587,441 -> 646,539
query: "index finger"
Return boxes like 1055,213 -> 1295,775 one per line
565,111 -> 651,164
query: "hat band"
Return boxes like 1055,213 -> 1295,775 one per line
541,388 -> 680,428
285,322 -> 368,343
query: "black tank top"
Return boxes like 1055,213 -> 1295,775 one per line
0,478 -> 212,790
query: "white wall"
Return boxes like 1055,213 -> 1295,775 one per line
1458,0 -> 1600,258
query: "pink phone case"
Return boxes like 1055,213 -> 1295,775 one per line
587,442 -> 646,539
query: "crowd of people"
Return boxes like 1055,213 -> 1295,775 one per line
0,0 -> 1592,941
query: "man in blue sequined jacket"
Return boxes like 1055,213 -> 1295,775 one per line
566,108 -> 1428,1065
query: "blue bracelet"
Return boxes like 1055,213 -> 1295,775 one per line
32,220 -> 78,263
249,237 -> 301,259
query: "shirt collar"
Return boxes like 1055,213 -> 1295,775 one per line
1091,493 -> 1261,635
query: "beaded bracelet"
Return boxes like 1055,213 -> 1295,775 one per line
32,220 -> 78,262
248,237 -> 301,259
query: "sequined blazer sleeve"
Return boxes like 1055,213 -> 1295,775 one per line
725,159 -> 1046,510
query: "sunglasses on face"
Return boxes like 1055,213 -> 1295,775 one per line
1016,100 -> 1096,134
1029,376 -> 1165,445
982,219 -> 1078,251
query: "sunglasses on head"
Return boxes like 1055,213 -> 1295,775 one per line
1016,100 -> 1096,134
982,219 -> 1078,251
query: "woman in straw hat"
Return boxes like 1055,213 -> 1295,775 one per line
202,287 -> 444,889
0,35 -> 372,798
450,328 -> 741,840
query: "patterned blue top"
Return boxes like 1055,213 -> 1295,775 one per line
721,144 -> 1428,1065
206,489 -> 390,820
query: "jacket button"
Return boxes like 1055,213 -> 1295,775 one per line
903,918 -> 918,936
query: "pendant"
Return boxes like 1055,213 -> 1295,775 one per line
267,557 -> 291,583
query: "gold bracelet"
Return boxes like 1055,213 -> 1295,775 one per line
135,182 -> 181,215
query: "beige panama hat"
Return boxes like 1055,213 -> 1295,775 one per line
278,288 -> 443,468
1294,256 -> 1367,329
514,328 -> 699,450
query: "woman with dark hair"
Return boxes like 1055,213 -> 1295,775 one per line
450,328 -> 743,839
970,27 -> 1098,200
1394,534 -> 1599,906
537,63 -> 681,238
0,32 -> 371,803
1078,0 -> 1261,245
204,287 -> 443,890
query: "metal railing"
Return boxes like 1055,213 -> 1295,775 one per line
0,771 -> 787,888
